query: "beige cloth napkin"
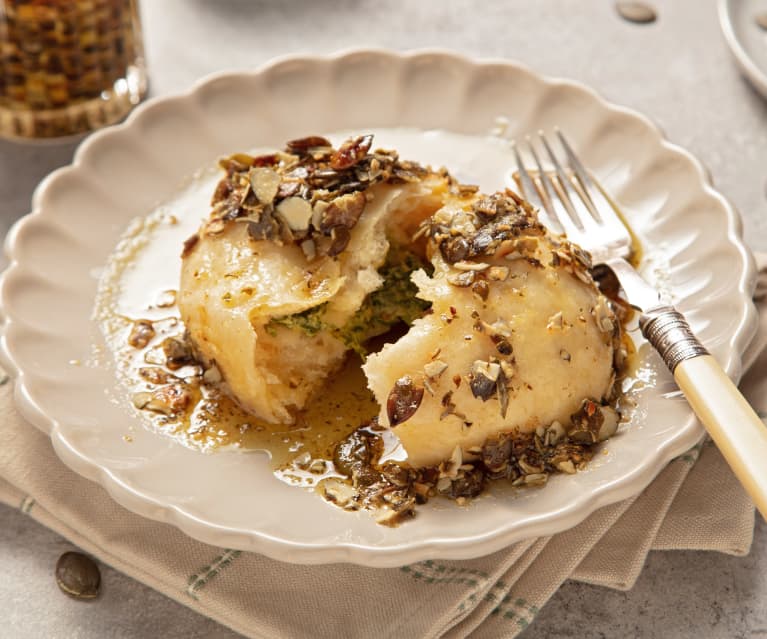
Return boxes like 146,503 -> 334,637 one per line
2,257 -> 766,639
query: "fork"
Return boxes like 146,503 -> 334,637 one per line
513,130 -> 767,520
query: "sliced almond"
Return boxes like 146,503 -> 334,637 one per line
311,200 -> 329,230
453,261 -> 490,272
300,238 -> 317,260
487,266 -> 509,281
276,197 -> 313,231
423,359 -> 448,379
546,311 -> 564,330
249,167 -> 281,205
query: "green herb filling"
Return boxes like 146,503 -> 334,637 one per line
267,246 -> 432,356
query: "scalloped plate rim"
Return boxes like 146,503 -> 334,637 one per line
0,49 -> 758,567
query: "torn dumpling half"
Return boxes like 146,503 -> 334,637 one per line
362,191 -> 623,468
178,135 -> 469,423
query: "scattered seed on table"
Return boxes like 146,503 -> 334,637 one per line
55,551 -> 101,600
615,1 -> 657,24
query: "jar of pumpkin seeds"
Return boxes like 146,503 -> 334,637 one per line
0,0 -> 147,140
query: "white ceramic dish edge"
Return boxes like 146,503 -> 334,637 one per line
0,49 -> 758,566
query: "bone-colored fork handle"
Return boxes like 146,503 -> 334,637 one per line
641,307 -> 767,520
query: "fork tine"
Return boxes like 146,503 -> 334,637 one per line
511,142 -> 542,208
555,129 -> 603,222
533,135 -> 587,233
525,139 -> 567,235
512,143 -> 563,235
538,131 -> 594,232
514,129 -> 634,262
555,129 -> 634,250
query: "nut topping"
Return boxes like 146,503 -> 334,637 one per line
440,236 -> 470,263
320,191 -> 366,231
447,271 -> 476,287
329,134 -> 373,170
468,360 -> 501,400
286,135 -> 333,154
386,375 -> 425,426
250,167 -> 281,205
472,280 -> 490,300
138,367 -> 178,385
423,360 -> 448,380
547,311 -> 564,330
128,320 -> 155,349
161,337 -> 196,370
181,234 -> 199,258
568,399 -> 616,444
327,226 -> 352,257
202,134 -> 446,260
487,266 -> 509,281
247,213 -> 279,242
132,384 -> 191,415
493,335 -> 513,355
276,197 -> 313,231
453,261 -> 490,272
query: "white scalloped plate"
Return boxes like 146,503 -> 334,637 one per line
0,50 -> 757,567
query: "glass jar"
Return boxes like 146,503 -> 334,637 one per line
0,0 -> 147,140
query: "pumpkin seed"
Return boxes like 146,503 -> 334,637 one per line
615,2 -> 657,24
330,134 -> 373,170
386,375 -> 424,426
56,552 -> 100,600
469,360 -> 501,400
320,191 -> 366,231
286,136 -> 332,154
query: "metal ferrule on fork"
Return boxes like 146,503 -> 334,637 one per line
639,307 -> 710,372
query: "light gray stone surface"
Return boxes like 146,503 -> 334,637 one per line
1,0 -> 766,637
